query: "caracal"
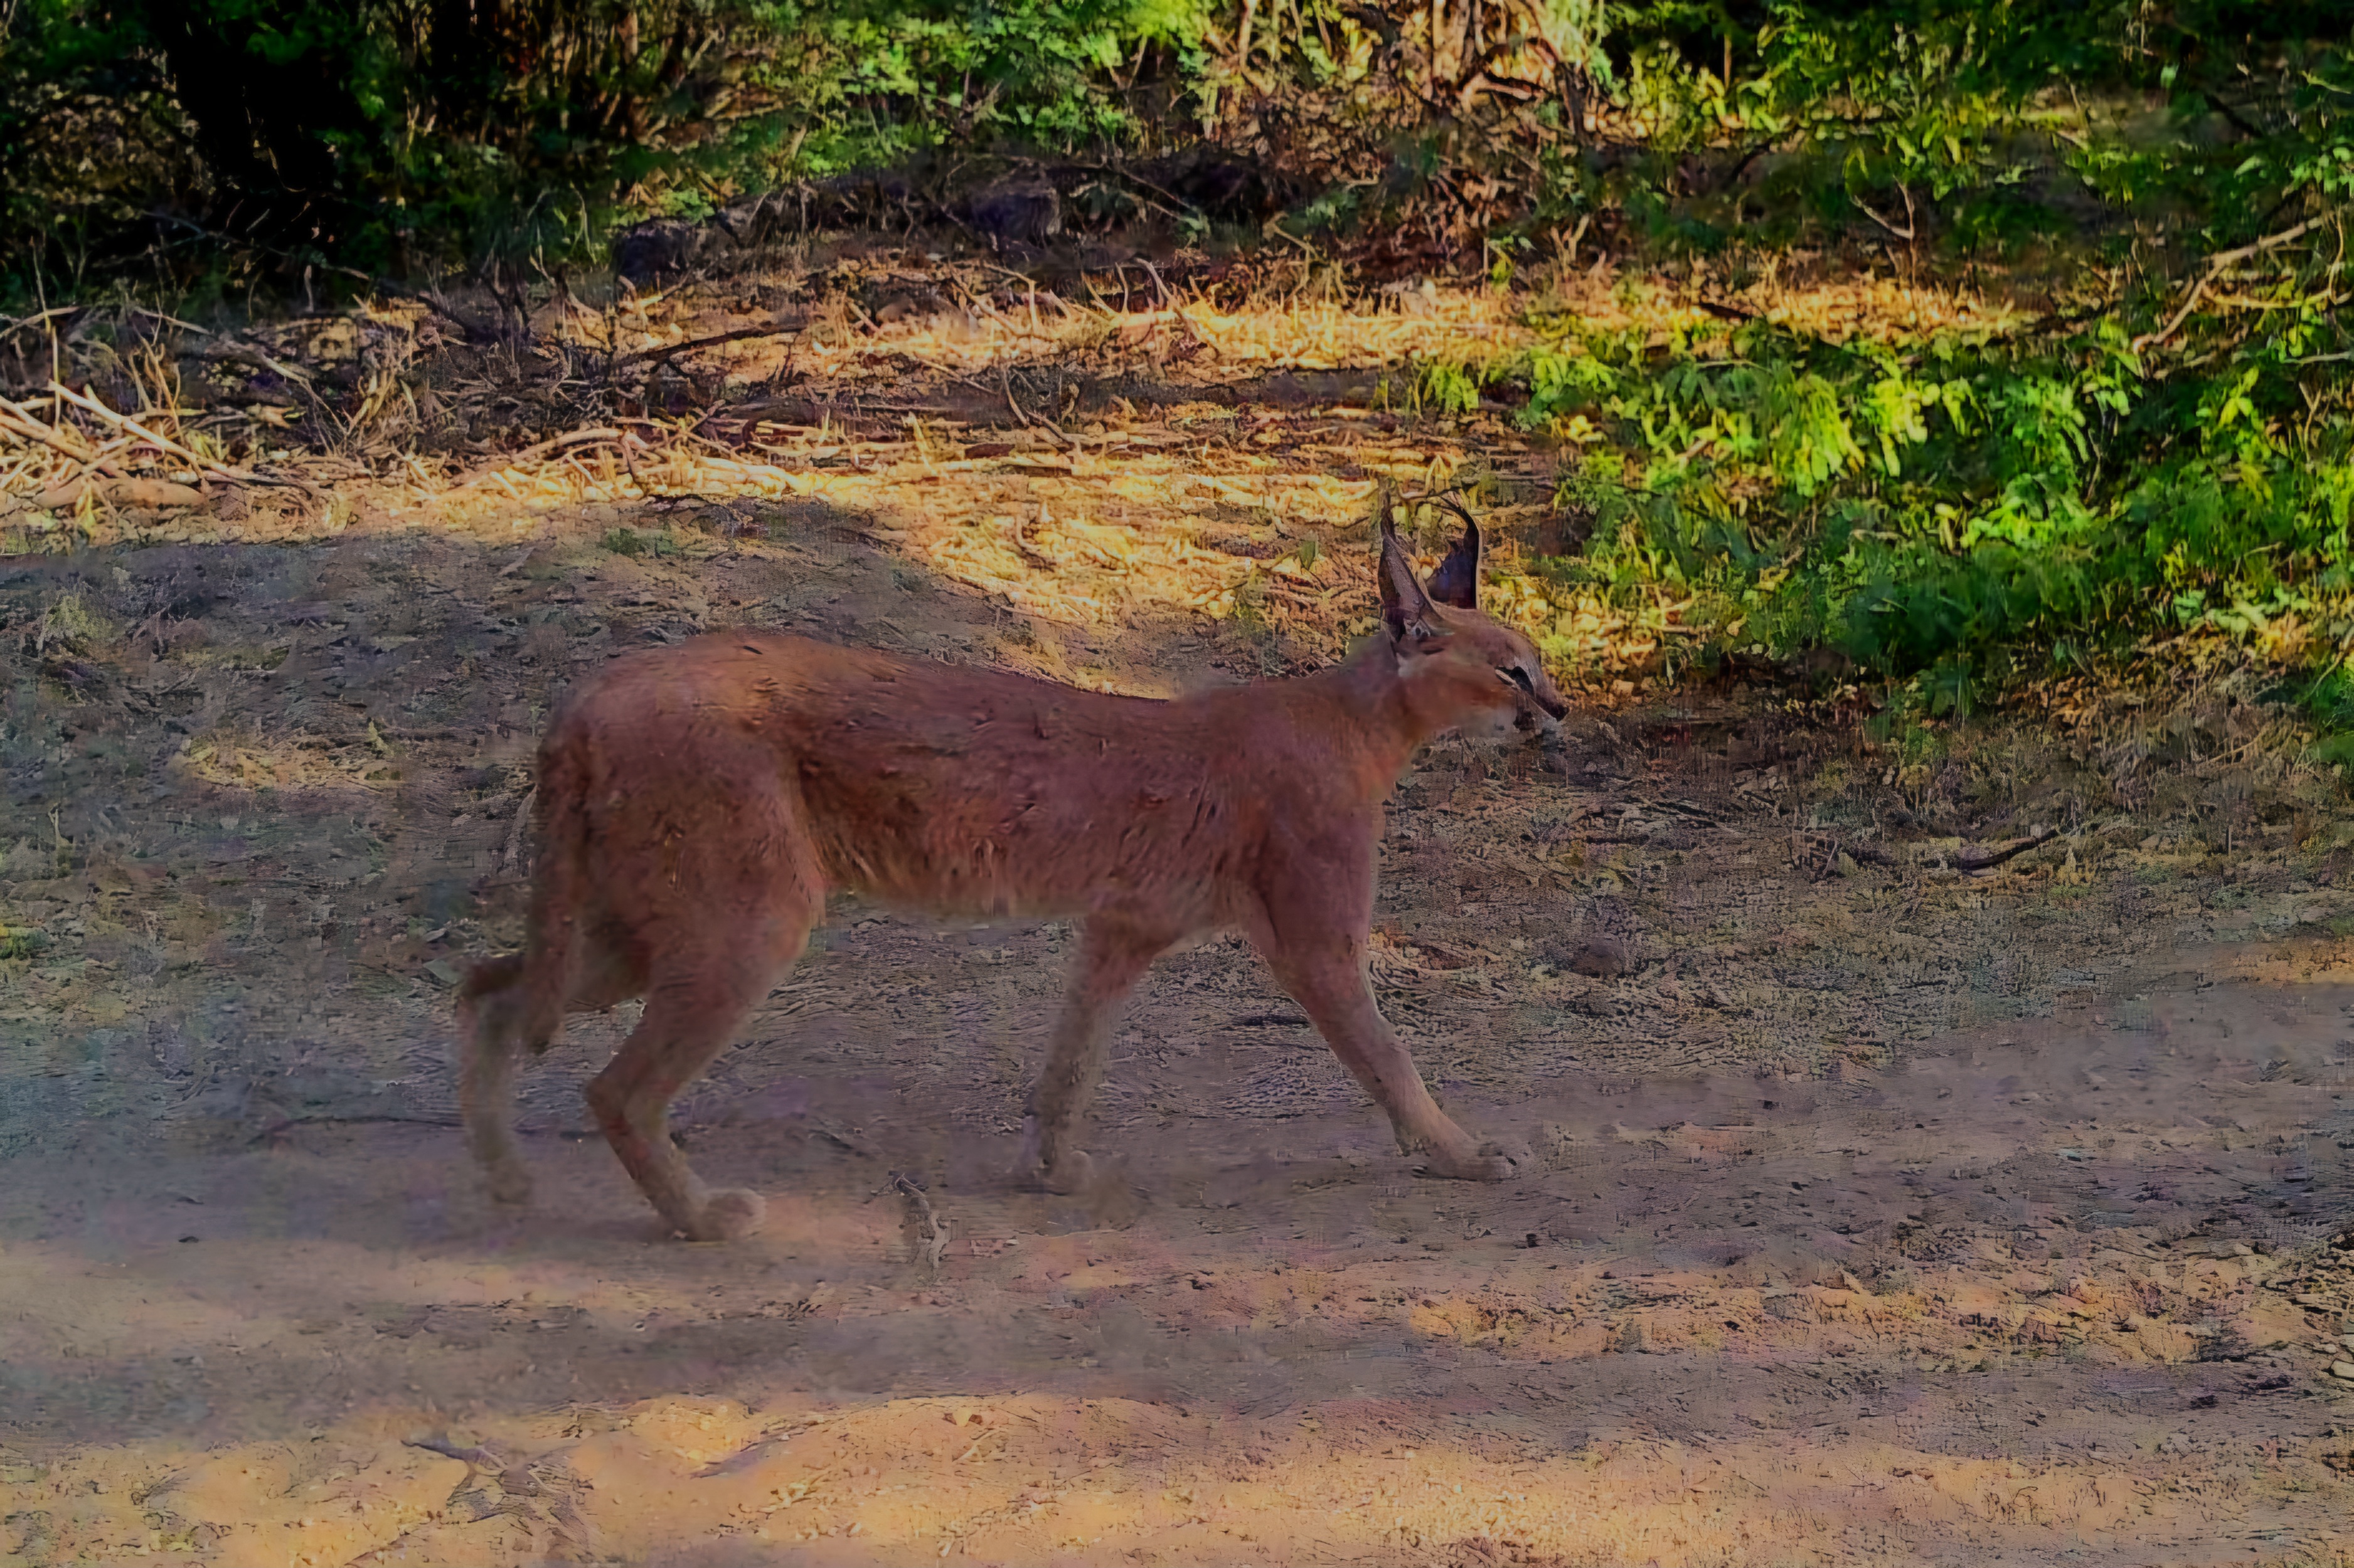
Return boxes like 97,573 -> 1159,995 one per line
459,508 -> 1570,1240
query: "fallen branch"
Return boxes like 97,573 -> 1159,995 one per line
0,305 -> 82,336
892,1170 -> 951,1273
200,341 -> 317,386
362,274 -> 513,346
0,396 -> 115,469
1642,797 -> 1727,827
2131,276 -> 2214,354
2133,217 -> 2326,351
619,323 -> 801,366
1957,825 -> 2059,872
1789,832 -> 1888,881
23,475 -> 206,512
46,380 -> 280,487
247,1113 -> 462,1143
617,428 -> 661,497
998,361 -> 1037,429
404,1436 -> 509,1468
2197,215 -> 2325,273
812,1122 -> 884,1158
1850,186 -> 1917,241
447,427 -> 626,489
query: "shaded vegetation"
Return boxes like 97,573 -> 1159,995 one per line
5,0 -> 2354,732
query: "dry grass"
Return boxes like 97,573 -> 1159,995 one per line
0,255 -> 2206,714
395,426 -> 1695,692
179,728 -> 403,793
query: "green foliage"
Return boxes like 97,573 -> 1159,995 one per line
601,524 -> 681,557
8,0 -> 2354,283
0,0 -> 1217,277
14,0 -> 2354,735
0,923 -> 49,961
0,0 -> 198,283
1432,1 -> 2354,720
1415,358 -> 1487,416
1509,297 -> 2354,704
811,0 -> 1205,162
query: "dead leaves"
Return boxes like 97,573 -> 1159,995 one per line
179,729 -> 401,792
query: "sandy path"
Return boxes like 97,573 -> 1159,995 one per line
4,967 -> 2351,1565
3,399 -> 2352,1564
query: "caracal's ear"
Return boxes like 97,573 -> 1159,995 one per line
1425,501 -> 1481,611
1378,514 -> 1442,642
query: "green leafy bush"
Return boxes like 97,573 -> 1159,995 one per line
11,0 -> 2354,737
1507,295 -> 2354,704
1,0 -> 1217,277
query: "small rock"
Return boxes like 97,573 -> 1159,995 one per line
1568,935 -> 1629,978
1835,850 -> 1860,878
2331,1361 -> 2354,1382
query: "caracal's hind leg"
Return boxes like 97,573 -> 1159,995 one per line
1017,917 -> 1173,1192
459,941 -> 643,1206
584,812 -> 819,1241
1248,875 -> 1512,1182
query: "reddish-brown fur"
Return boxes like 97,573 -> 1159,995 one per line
459,513 -> 1570,1239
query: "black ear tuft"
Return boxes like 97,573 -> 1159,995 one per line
1425,499 -> 1481,610
1377,512 -> 1437,637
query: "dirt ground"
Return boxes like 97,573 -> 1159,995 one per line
5,264 -> 2354,1567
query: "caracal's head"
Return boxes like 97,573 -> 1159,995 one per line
1377,506 -> 1572,741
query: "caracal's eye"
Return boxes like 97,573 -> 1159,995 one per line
1500,667 -> 1537,696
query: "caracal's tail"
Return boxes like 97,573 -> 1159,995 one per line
457,734 -> 592,1203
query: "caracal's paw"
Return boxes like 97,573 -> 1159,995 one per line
482,1160 -> 534,1207
1014,1149 -> 1098,1196
683,1188 -> 767,1242
1041,1150 -> 1098,1195
1013,1116 -> 1097,1194
1413,1140 -> 1515,1183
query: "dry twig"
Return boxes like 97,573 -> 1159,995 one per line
1957,825 -> 2059,872
892,1171 -> 951,1273
47,381 -> 245,475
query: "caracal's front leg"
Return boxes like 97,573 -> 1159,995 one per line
1018,917 -> 1171,1192
1247,842 -> 1513,1182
